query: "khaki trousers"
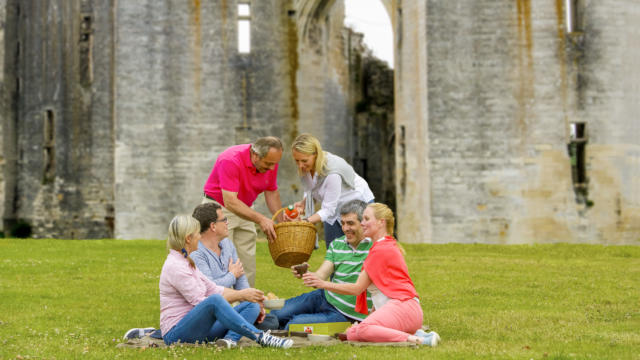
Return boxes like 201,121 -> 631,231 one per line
201,197 -> 257,287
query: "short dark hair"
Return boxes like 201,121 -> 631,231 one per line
192,202 -> 222,233
339,199 -> 367,222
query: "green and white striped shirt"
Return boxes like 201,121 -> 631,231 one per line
324,236 -> 373,321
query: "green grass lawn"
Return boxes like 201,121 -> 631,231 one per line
0,239 -> 638,359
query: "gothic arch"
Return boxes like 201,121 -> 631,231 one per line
295,0 -> 395,44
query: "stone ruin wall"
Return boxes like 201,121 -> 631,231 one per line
294,0 -> 395,214
1,0 -> 115,238
0,0 -> 391,240
0,0 -> 5,232
295,0 -> 353,161
1,0 -> 638,244
576,1 -> 640,244
114,0 -> 300,239
396,0 -> 640,244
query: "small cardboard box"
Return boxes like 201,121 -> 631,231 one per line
288,322 -> 351,336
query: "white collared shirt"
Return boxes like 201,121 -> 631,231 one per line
303,172 -> 375,225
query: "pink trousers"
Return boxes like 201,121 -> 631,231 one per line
346,298 -> 423,342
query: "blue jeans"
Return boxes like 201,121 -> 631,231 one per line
163,294 -> 261,345
270,289 -> 349,330
209,301 -> 260,342
323,221 -> 344,249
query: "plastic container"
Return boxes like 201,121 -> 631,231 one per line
284,205 -> 299,219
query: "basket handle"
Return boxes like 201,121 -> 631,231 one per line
272,207 -> 286,223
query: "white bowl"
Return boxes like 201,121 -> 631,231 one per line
263,299 -> 285,310
307,334 -> 331,342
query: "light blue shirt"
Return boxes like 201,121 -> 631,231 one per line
191,238 -> 250,290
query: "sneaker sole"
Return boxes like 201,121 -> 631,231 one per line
215,339 -> 236,349
123,327 -> 155,340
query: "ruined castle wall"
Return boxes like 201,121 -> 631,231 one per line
575,1 -> 640,243
395,0 -> 639,244
114,0 -> 297,239
422,0 -> 574,244
0,0 -> 6,231
353,54 -> 395,210
296,1 -> 354,161
2,0 -> 115,238
394,0 -> 431,242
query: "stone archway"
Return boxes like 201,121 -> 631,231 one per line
295,0 -> 396,43
293,0 -> 399,217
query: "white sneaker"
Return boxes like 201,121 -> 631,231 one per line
215,338 -> 237,348
123,327 -> 156,340
257,330 -> 293,349
420,331 -> 440,347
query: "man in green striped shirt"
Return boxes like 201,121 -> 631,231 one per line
270,200 -> 373,329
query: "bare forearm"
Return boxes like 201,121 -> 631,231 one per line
306,213 -> 322,224
304,270 -> 371,295
315,261 -> 334,280
264,190 -> 282,215
223,193 -> 264,223
319,281 -> 362,296
222,288 -> 243,303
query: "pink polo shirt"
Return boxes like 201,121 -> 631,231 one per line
159,250 -> 225,336
203,144 -> 279,207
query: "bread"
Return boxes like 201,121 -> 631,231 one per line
293,263 -> 309,275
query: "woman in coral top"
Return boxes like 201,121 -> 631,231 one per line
159,215 -> 292,349
303,203 -> 440,346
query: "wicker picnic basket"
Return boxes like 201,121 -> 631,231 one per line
268,207 -> 317,268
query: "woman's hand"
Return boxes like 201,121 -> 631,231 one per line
294,201 -> 305,215
241,288 -> 265,303
282,212 -> 297,222
302,272 -> 325,289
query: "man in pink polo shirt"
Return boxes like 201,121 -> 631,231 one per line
202,136 -> 283,286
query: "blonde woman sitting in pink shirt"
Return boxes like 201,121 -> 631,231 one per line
303,203 -> 440,346
159,215 -> 293,348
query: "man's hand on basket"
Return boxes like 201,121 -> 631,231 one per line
258,215 -> 277,242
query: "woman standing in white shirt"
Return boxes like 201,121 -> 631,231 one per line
289,133 -> 374,248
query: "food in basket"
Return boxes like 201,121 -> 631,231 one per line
264,292 -> 285,310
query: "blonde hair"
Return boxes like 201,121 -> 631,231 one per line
367,203 -> 405,254
291,133 -> 327,176
368,203 -> 395,236
167,215 -> 200,268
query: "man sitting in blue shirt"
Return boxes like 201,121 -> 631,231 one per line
191,203 -> 251,290
191,202 -> 277,331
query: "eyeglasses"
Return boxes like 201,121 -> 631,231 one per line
216,217 -> 228,224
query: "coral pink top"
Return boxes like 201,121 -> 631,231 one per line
203,144 -> 279,207
159,250 -> 225,336
355,236 -> 418,314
